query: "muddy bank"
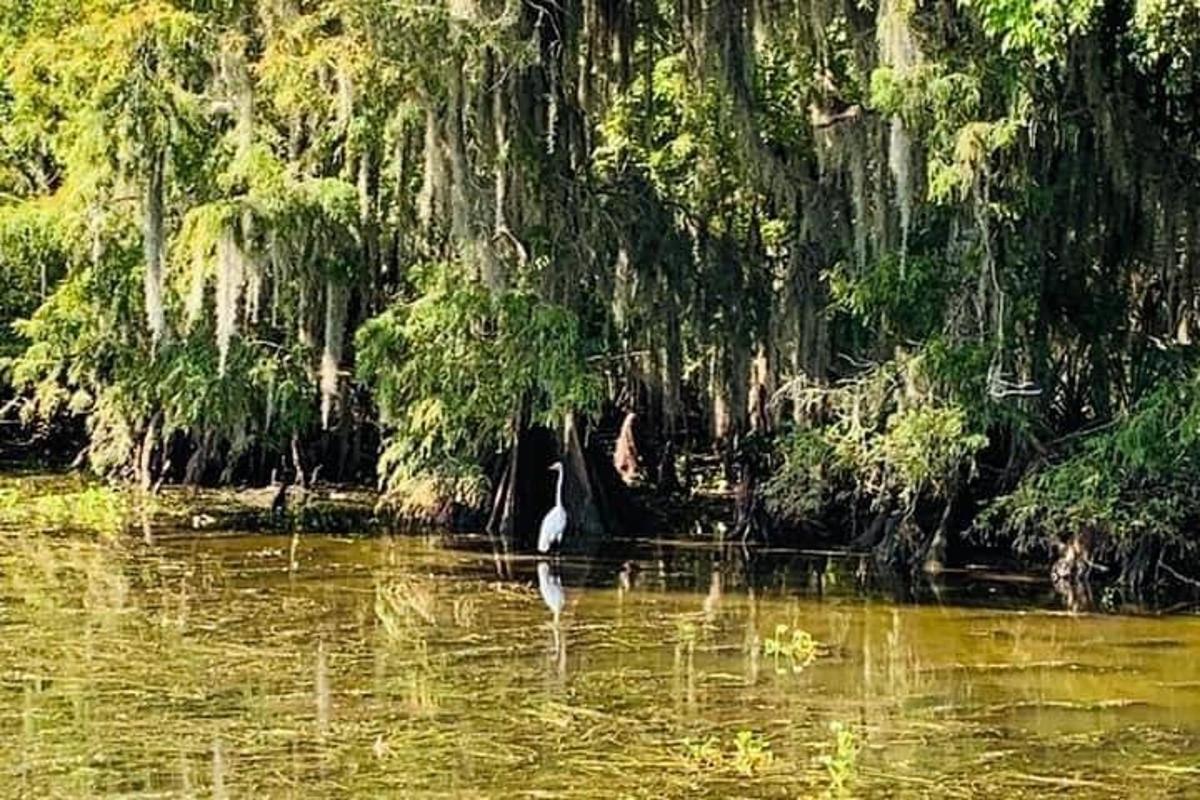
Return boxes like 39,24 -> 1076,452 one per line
152,482 -> 381,534
4,457 -> 1194,613
162,478 -> 1092,609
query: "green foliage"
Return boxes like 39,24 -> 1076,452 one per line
158,338 -> 316,459
829,253 -> 965,341
0,0 -> 368,477
981,370 -> 1200,558
0,482 -> 126,536
357,262 -> 602,494
5,1 -> 210,195
819,721 -> 860,798
762,623 -> 819,673
767,349 -> 990,522
0,199 -> 67,354
764,428 -> 844,523
1129,0 -> 1200,97
731,730 -> 774,776
683,736 -> 723,770
374,471 -> 491,523
960,0 -> 1102,66
0,0 -> 1199,584
9,256 -> 143,426
880,404 -> 988,498
927,116 -> 1023,203
683,731 -> 774,777
7,255 -> 315,476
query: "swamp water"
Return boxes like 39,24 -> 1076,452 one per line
2,474 -> 1200,798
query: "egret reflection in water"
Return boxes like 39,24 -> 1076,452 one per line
537,559 -> 567,675
537,559 -> 565,621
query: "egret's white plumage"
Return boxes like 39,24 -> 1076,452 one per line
537,461 -> 567,553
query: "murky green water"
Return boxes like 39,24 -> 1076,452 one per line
3,474 -> 1200,797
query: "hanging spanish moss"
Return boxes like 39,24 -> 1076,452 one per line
6,0 -> 1200,587
416,109 -> 443,231
320,280 -> 348,431
877,0 -> 920,266
142,150 -> 167,347
184,245 -> 206,329
848,130 -> 868,274
215,227 -> 244,377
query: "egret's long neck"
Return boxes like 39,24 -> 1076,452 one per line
555,467 -> 565,508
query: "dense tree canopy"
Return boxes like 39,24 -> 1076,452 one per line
4,0 -> 1200,584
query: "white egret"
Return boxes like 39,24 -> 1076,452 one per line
537,461 -> 567,554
